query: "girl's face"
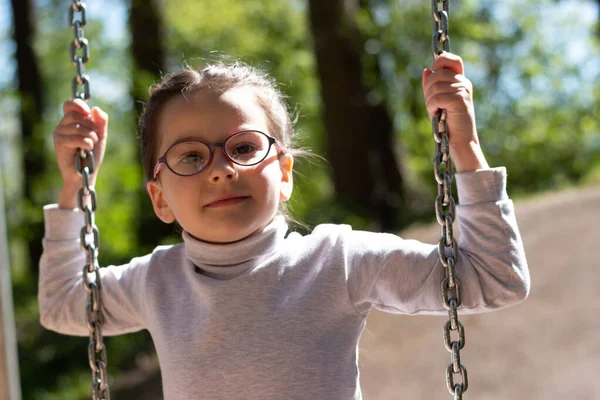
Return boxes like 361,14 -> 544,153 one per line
146,86 -> 293,244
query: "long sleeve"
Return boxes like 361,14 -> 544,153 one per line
346,167 -> 530,316
38,205 -> 150,336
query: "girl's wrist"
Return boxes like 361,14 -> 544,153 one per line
58,181 -> 89,209
451,141 -> 490,173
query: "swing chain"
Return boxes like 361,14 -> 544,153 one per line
431,0 -> 450,59
432,1 -> 468,398
69,0 -> 91,100
69,1 -> 111,399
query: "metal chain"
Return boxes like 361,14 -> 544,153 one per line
69,1 -> 91,100
431,1 -> 468,399
69,2 -> 111,399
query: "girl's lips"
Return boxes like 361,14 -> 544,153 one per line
205,196 -> 250,208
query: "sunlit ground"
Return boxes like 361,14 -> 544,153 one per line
359,183 -> 600,399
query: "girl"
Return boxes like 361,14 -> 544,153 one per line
40,52 -> 529,399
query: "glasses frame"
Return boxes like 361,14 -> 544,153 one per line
153,130 -> 286,180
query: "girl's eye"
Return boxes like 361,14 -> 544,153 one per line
178,152 -> 204,165
232,144 -> 258,157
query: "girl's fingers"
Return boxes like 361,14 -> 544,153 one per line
63,98 -> 91,116
422,69 -> 470,94
54,133 -> 96,151
54,124 -> 99,142
421,68 -> 433,94
54,124 -> 99,153
425,84 -> 472,103
432,52 -> 464,75
424,81 -> 473,103
61,111 -> 96,130
91,107 -> 109,140
425,92 -> 472,117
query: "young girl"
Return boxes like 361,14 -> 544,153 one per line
40,52 -> 529,399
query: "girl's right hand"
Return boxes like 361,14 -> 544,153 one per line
53,99 -> 108,208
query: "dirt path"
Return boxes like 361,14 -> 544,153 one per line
359,184 -> 600,399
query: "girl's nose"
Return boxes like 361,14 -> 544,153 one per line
207,148 -> 238,183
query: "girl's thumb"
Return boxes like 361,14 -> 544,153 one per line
422,68 -> 433,80
91,107 -> 109,139
421,68 -> 433,92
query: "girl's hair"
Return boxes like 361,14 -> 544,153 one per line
138,60 -> 312,225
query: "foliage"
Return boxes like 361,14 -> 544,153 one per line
361,0 -> 600,204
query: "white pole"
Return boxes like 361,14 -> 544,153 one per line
0,172 -> 22,400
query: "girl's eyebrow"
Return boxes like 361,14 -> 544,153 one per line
165,132 -> 210,148
170,128 -> 263,147
160,135 -> 206,154
172,135 -> 205,144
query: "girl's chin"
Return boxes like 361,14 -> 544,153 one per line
183,211 -> 276,244
187,225 -> 260,244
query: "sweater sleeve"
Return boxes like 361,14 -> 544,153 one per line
345,167 -> 530,316
38,205 -> 149,336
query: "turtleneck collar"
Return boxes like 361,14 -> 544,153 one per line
182,215 -> 289,277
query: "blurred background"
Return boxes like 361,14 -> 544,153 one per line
1,0 -> 599,399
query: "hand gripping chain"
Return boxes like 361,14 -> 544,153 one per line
69,1 -> 111,398
431,1 -> 468,398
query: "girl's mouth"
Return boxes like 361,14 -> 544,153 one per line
205,196 -> 250,208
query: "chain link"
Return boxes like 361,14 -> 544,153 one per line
69,2 -> 111,399
431,1 -> 468,398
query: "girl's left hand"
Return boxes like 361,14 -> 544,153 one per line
422,52 -> 478,148
422,52 -> 488,172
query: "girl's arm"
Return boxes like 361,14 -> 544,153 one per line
342,51 -> 527,316
40,98 -> 145,335
345,166 -> 529,316
38,205 -> 149,336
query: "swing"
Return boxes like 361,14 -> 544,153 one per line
431,1 -> 469,398
68,2 -> 108,399
67,1 -> 467,398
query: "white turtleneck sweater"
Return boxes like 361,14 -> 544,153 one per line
39,167 -> 529,400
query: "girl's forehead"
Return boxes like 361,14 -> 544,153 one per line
156,87 -> 269,147
167,86 -> 260,113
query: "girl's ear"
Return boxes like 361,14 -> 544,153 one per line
147,180 -> 176,223
279,153 -> 294,202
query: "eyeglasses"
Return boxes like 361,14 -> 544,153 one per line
153,130 -> 285,180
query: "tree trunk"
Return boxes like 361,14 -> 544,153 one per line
128,0 -> 172,249
11,0 -> 45,278
307,0 -> 405,231
129,0 -> 166,117
597,0 -> 600,38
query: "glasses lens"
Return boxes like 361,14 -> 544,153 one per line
226,131 -> 271,165
166,141 -> 211,176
